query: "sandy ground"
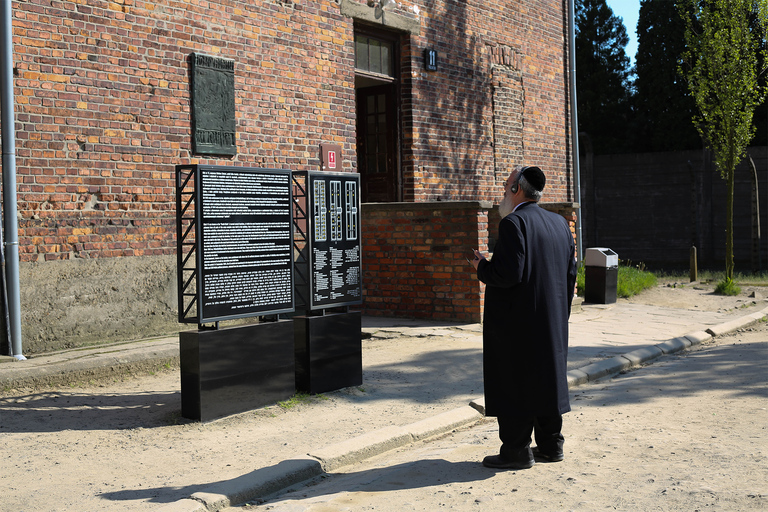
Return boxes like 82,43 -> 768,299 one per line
624,279 -> 767,312
230,320 -> 768,512
0,282 -> 765,511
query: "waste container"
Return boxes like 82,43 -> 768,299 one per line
584,247 -> 618,304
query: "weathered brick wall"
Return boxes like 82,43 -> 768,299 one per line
5,0 -> 574,350
403,0 -> 573,204
9,0 -> 571,260
11,0 -> 356,263
360,201 -> 490,322
361,201 -> 578,322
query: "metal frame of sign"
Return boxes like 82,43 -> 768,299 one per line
176,164 -> 295,324
292,171 -> 362,311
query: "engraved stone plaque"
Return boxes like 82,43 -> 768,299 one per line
190,53 -> 236,156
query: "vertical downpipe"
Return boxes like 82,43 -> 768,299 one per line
1,0 -> 24,360
568,0 -> 583,264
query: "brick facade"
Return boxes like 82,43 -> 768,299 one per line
360,201 -> 490,322
360,201 -> 577,323
4,0 -> 576,351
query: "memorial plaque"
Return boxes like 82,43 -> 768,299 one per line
191,53 -> 236,156
197,166 -> 294,322
307,172 -> 362,309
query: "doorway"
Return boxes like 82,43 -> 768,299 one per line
354,28 -> 400,203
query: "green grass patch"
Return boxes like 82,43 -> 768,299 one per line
714,278 -> 741,296
577,262 -> 658,299
277,392 -> 328,409
278,392 -> 313,409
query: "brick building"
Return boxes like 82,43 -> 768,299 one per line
2,0 -> 578,354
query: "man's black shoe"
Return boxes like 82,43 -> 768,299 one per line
532,447 -> 564,462
482,454 -> 534,470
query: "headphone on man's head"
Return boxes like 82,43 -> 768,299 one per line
510,166 -> 530,194
510,166 -> 544,194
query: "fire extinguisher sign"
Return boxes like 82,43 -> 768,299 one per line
320,143 -> 342,171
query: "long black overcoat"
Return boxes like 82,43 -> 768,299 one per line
476,202 -> 577,418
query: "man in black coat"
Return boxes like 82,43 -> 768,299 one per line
471,165 -> 577,470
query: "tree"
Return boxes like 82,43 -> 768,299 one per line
633,0 -> 700,152
680,0 -> 768,285
575,0 -> 634,154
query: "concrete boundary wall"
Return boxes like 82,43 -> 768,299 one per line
582,147 -> 768,271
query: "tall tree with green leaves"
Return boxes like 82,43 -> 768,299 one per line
679,0 -> 768,286
575,0 -> 633,154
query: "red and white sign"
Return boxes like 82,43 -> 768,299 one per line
320,144 -> 342,171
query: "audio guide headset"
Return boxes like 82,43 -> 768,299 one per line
510,166 -> 528,194
510,166 -> 545,194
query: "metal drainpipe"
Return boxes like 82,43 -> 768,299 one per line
568,0 -> 584,264
1,0 -> 25,360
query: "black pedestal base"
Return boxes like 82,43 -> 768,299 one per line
180,321 -> 295,422
294,311 -> 362,394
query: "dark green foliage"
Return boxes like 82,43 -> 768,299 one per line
633,0 -> 700,152
575,0 -> 634,154
679,0 -> 768,280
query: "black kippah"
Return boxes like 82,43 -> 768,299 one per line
522,166 -> 546,192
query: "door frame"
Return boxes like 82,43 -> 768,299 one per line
354,24 -> 402,203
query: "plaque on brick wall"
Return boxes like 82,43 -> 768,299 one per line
190,53 -> 236,156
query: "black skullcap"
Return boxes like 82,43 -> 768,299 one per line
521,166 -> 546,192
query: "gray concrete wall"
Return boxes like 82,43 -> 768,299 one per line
20,255 -> 181,354
581,146 -> 768,272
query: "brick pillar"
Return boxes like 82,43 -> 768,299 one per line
360,201 -> 492,322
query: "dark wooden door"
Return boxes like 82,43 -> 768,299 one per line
357,84 -> 397,202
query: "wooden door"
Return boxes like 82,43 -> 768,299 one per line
357,84 -> 397,203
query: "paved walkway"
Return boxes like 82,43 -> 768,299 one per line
0,294 -> 766,512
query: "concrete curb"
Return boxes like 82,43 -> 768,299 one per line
310,425 -> 414,472
189,458 -> 324,511
705,306 -> 768,336
0,342 -> 179,389
158,407 -> 485,511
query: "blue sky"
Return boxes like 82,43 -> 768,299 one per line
606,0 -> 640,64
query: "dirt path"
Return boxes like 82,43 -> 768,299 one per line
230,320 -> 768,512
0,282 -> 765,511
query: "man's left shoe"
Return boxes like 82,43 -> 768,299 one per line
482,454 -> 534,470
532,447 -> 564,462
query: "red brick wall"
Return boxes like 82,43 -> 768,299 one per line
10,0 -> 357,262
360,201 -> 491,322
5,0 -> 575,349
360,202 -> 578,322
402,0 -> 573,204
8,0 -> 573,261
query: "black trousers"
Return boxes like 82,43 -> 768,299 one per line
497,415 -> 564,460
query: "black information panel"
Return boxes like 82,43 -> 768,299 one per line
198,166 -> 294,322
307,172 -> 362,309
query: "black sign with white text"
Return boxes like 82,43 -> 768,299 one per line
307,172 -> 362,309
198,167 -> 294,321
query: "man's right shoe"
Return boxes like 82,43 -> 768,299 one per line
532,447 -> 564,462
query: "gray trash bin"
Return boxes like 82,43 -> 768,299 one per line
584,248 -> 618,304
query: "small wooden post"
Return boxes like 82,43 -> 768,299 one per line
690,245 -> 698,283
